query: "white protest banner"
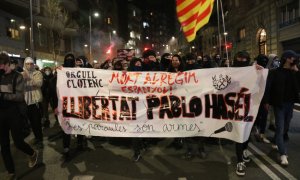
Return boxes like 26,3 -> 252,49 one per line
57,66 -> 268,143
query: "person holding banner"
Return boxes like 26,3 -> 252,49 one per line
167,54 -> 184,73
167,54 -> 185,150
131,52 -> 162,162
265,50 -> 300,166
51,53 -> 87,161
128,57 -> 149,162
160,53 -> 172,71
232,51 -> 252,176
253,54 -> 271,144
142,49 -> 160,71
183,52 -> 206,160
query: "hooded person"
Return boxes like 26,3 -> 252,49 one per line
267,54 -> 280,69
255,54 -> 269,68
113,60 -> 124,71
160,53 -> 172,71
253,54 -> 271,144
22,57 -> 44,147
49,53 -> 76,123
182,52 -> 206,160
202,55 -> 217,68
184,52 -> 201,71
232,51 -> 252,176
51,53 -> 87,161
214,54 -> 222,67
232,51 -> 251,67
128,57 -> 143,71
264,50 -> 300,167
142,49 -> 160,71
50,53 -> 76,110
76,55 -> 93,68
63,53 -> 75,68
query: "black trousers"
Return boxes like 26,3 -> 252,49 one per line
132,138 -> 146,154
0,106 -> 35,173
42,97 -> 58,122
185,137 -> 205,152
62,132 -> 84,149
27,103 -> 43,141
236,140 -> 249,163
255,103 -> 269,134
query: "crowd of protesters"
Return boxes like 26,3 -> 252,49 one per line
0,48 -> 299,178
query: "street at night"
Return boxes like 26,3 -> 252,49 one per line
1,0 -> 300,180
0,110 -> 300,179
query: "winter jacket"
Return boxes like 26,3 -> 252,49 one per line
22,69 -> 43,105
0,70 -> 25,107
265,67 -> 300,106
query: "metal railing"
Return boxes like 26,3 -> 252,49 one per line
279,17 -> 300,28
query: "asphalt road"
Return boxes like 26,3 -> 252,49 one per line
1,111 -> 300,180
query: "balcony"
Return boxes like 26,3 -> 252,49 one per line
279,17 -> 300,28
0,0 -> 40,17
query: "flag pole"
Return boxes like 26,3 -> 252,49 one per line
219,0 -> 229,66
216,0 -> 222,56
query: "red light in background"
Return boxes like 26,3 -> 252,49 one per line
225,42 -> 232,49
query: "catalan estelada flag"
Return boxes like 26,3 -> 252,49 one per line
177,0 -> 214,42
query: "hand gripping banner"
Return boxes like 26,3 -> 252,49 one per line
57,66 -> 268,143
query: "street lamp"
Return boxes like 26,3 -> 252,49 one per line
94,12 -> 99,17
29,0 -> 34,58
89,11 -> 99,62
19,25 -> 26,30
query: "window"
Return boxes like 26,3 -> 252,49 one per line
133,10 -> 136,17
38,28 -> 47,47
281,11 -> 284,24
143,22 -> 149,28
7,28 -> 20,40
130,31 -> 135,38
258,29 -> 267,55
238,28 -> 246,40
235,0 -> 239,7
107,17 -> 111,25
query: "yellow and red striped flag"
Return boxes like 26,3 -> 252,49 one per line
176,0 -> 215,42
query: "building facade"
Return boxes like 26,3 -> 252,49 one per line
224,0 -> 279,59
0,0 -> 82,67
199,0 -> 300,60
277,0 -> 300,52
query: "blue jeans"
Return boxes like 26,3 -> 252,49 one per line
274,102 -> 294,155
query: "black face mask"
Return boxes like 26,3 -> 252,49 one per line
185,64 -> 196,70
202,61 -> 211,68
233,60 -> 249,67
114,66 -> 123,71
0,69 -> 5,76
64,59 -> 74,67
133,66 -> 143,71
